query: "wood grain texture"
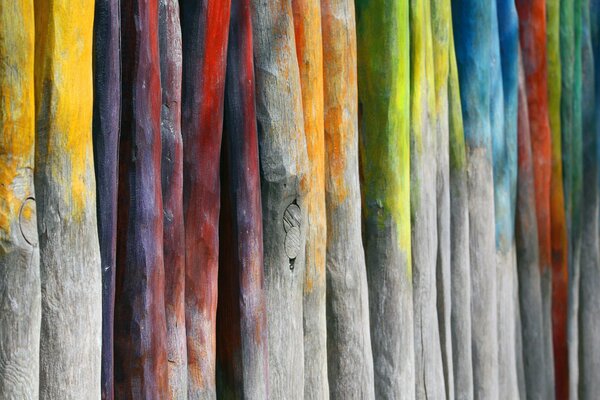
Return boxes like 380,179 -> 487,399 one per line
356,0 -> 414,398
250,0 -> 309,397
516,46 -> 548,400
452,1 -> 500,398
34,0 -> 102,398
515,0 -> 556,396
0,1 -> 41,397
409,1 -> 445,398
321,0 -> 375,397
180,1 -> 231,397
92,0 -> 121,398
291,1 -> 328,397
114,0 -> 169,397
158,0 -> 187,398
448,22 -> 474,400
216,1 -> 269,397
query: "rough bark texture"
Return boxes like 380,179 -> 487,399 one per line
92,0 -> 121,398
250,0 -> 309,397
356,0 -> 414,398
321,0 -> 375,398
452,1 -> 500,398
515,0 -> 556,396
34,0 -> 102,398
179,1 -> 231,398
158,1 -> 187,398
516,47 -> 547,400
448,24 -> 474,400
290,1 -> 329,397
216,1 -> 269,396
114,0 -> 169,398
410,1 -> 446,398
0,1 -> 41,397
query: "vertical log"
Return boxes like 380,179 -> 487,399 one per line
409,1 -> 446,398
179,1 -> 231,397
452,1 -> 500,398
515,0 -> 556,396
290,1 -> 328,397
34,0 -> 102,397
158,0 -> 187,398
579,1 -> 600,397
321,0 -> 375,397
494,0 -> 520,397
448,23 -> 474,400
0,1 -> 41,397
92,0 -> 121,398
356,0 -> 414,397
114,0 -> 169,397
216,0 -> 269,396
250,0 -> 309,397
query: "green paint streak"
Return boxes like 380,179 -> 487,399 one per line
572,0 -> 583,241
547,0 -> 563,169
356,0 -> 411,270
430,0 -> 450,112
448,20 -> 467,173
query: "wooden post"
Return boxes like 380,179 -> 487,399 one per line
321,0 -> 375,397
34,0 -> 102,397
92,0 -> 121,398
0,1 -> 41,398
250,0 -> 309,397
356,0 -> 414,398
158,0 -> 187,398
515,0 -> 556,396
114,0 -> 169,397
179,1 -> 231,397
216,0 -> 269,396
291,1 -> 329,396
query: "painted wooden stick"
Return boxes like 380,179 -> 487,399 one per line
114,0 -> 169,397
356,1 -> 413,398
0,1 -> 40,397
409,1 -> 446,398
515,0 -> 556,396
215,0 -> 269,396
579,1 -> 600,397
158,1 -> 187,398
430,1 -> 454,396
179,1 -> 231,397
34,0 -> 102,397
250,0 -> 309,397
448,21 -> 474,400
516,45 -> 547,400
494,0 -> 520,397
320,0 -> 375,397
290,1 -> 329,397
92,0 -> 121,398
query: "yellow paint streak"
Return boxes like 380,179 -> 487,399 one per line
34,0 -> 95,220
292,0 -> 327,293
0,0 -> 36,239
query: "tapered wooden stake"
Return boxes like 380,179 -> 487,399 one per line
0,1 -> 41,398
158,0 -> 187,398
34,0 -> 102,397
250,0 -> 309,397
179,1 -> 231,397
356,0 -> 413,398
321,0 -> 375,398
114,0 -> 169,397
216,0 -> 269,396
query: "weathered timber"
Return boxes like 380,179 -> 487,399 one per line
250,0 -> 309,397
356,0 -> 414,398
114,0 -> 169,397
0,1 -> 41,398
34,0 -> 102,397
179,0 -> 231,397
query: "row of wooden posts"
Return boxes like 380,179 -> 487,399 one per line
1,0 -> 600,399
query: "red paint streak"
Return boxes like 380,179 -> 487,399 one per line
180,0 -> 232,395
